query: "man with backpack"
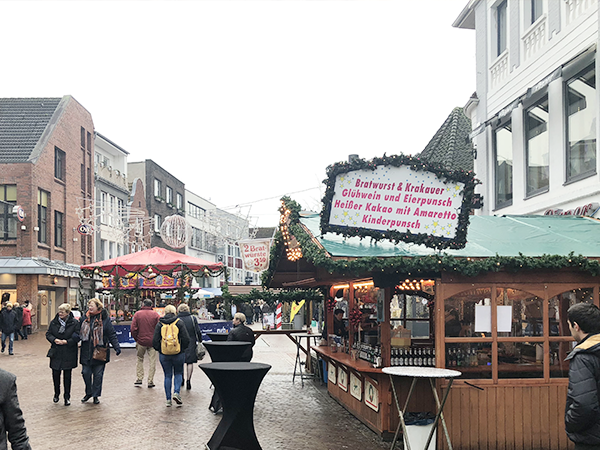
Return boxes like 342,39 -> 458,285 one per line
565,302 -> 600,449
152,305 -> 189,407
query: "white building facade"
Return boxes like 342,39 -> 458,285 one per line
455,0 -> 599,217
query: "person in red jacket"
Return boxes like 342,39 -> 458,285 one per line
131,299 -> 160,388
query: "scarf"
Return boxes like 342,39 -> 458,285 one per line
80,311 -> 104,347
58,317 -> 67,334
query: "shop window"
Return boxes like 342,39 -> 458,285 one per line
496,288 -> 543,337
498,341 -> 543,378
445,288 -> 492,337
550,341 -> 573,378
526,95 -> 549,195
0,185 -> 17,240
445,342 -> 492,379
391,294 -> 431,339
549,288 -> 593,336
566,63 -> 596,182
494,121 -> 513,208
38,189 -> 48,244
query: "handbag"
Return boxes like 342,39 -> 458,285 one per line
92,345 -> 107,362
193,316 -> 206,360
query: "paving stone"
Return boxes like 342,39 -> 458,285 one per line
1,329 -> 390,450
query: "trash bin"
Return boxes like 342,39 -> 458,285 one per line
404,412 -> 436,450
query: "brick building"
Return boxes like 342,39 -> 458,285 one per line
127,159 -> 186,253
0,96 -> 95,329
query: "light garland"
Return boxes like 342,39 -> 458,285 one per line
280,200 -> 303,261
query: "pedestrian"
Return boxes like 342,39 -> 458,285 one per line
153,304 -> 189,407
71,304 -> 81,321
21,301 -> 32,339
565,302 -> 600,450
46,303 -> 80,406
12,303 -> 24,341
176,303 -> 201,390
0,303 -> 18,355
254,300 -> 262,324
79,298 -> 121,405
131,299 -> 160,388
0,367 -> 31,450
227,312 -> 255,362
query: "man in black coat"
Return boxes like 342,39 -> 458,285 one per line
0,303 -> 18,355
227,312 -> 255,362
565,302 -> 600,449
0,368 -> 31,449
13,303 -> 24,341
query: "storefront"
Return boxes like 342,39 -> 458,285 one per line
267,199 -> 600,449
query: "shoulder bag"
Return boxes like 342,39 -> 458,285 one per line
92,345 -> 108,362
193,316 -> 206,360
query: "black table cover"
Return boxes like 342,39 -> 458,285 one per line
207,332 -> 229,341
200,362 -> 271,450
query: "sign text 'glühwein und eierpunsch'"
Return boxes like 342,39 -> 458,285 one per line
320,155 -> 478,249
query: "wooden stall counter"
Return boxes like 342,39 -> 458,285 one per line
313,345 -> 436,441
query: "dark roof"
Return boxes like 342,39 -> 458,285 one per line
0,97 -> 64,163
253,227 -> 276,239
417,107 -> 474,172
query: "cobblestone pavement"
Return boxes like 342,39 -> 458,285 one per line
0,327 -> 391,450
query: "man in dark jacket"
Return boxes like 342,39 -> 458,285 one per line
565,302 -> 600,449
227,312 -> 255,362
131,299 -> 160,388
0,368 -> 31,450
0,303 -> 18,355
12,303 -> 24,341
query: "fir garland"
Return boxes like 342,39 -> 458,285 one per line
262,197 -> 600,284
320,154 -> 480,250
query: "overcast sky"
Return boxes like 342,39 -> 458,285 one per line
0,0 -> 475,229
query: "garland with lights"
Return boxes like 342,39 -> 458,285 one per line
262,197 -> 600,284
320,154 -> 480,250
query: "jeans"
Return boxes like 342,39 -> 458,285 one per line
159,352 -> 184,400
136,344 -> 157,383
81,363 -> 106,397
53,369 -> 72,399
1,332 -> 14,353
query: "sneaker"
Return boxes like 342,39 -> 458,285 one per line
166,400 -> 172,407
173,393 -> 182,405
148,382 -> 155,388
134,380 -> 143,386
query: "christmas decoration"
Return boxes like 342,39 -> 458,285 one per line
160,215 -> 191,249
349,307 -> 362,328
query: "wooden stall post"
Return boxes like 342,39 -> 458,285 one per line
349,282 -> 356,349
381,287 -> 392,367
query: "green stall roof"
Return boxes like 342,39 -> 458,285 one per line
300,214 -> 600,259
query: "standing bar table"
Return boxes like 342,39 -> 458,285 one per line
382,367 -> 461,450
207,332 -> 229,342
291,333 -> 320,386
203,342 -> 252,413
200,362 -> 271,450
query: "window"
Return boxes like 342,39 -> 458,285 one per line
100,192 -> 108,224
494,122 -> 513,208
531,0 -> 542,23
176,193 -> 183,210
100,239 -> 107,261
80,127 -> 86,149
526,95 -> 549,195
191,226 -> 203,249
38,189 -> 48,244
109,195 -> 115,226
166,186 -> 173,205
81,164 -> 85,191
154,214 -> 162,233
87,131 -> 92,152
566,63 -> 596,182
87,167 -> 91,193
54,211 -> 63,248
392,293 -> 431,340
109,242 -> 115,259
0,185 -> 17,240
154,179 -> 162,198
54,147 -> 65,180
188,202 -> 205,219
497,0 -> 508,56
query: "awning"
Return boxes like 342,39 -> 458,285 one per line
0,257 -> 81,277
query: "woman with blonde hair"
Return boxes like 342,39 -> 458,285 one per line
46,303 -> 79,405
153,304 -> 189,406
79,298 -> 121,405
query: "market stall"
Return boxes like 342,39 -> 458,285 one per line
267,196 -> 600,449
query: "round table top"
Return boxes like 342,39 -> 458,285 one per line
382,366 -> 462,378
200,362 -> 272,372
204,341 -> 251,347
292,333 -> 321,338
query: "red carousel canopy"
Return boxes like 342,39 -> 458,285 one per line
80,247 -> 223,277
